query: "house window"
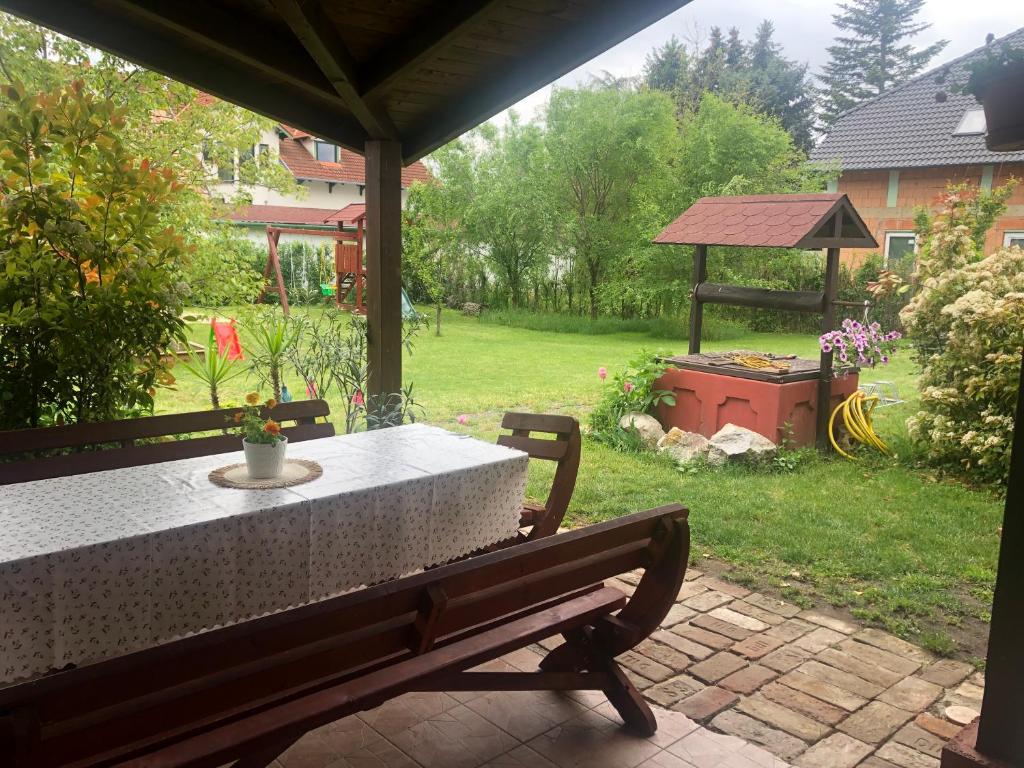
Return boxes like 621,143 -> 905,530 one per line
1004,232 -> 1024,249
884,231 -> 916,266
216,154 -> 235,182
315,140 -> 337,162
953,109 -> 986,136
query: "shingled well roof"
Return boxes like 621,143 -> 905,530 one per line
654,193 -> 875,249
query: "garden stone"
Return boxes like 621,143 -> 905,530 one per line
657,427 -> 710,464
618,413 -> 665,448
707,424 -> 777,465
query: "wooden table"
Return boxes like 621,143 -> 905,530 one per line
0,424 -> 528,685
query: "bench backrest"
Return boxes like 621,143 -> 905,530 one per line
0,503 -> 689,768
497,412 -> 581,539
0,400 -> 335,484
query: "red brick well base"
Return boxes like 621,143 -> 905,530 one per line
941,719 -> 1016,768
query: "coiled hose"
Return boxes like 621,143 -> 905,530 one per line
828,390 -> 890,459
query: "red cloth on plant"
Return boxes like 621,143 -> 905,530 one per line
212,318 -> 244,360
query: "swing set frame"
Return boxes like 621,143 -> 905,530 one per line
258,213 -> 366,317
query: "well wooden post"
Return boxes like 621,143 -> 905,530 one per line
816,247 -> 840,451
971,360 -> 1024,761
364,140 -> 403,401
688,244 -> 707,354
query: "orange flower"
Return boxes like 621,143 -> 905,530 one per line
245,392 -> 260,405
233,412 -> 243,424
264,398 -> 278,409
263,420 -> 281,436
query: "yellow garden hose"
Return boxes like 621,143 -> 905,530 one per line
828,391 -> 891,459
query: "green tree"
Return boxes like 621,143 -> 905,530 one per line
0,12 -> 300,305
403,139 -> 477,333
543,86 -> 679,319
643,21 -> 816,150
643,35 -> 690,94
470,117 -> 554,309
0,82 -> 187,427
818,0 -> 948,124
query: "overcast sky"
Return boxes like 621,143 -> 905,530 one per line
495,0 -> 1021,124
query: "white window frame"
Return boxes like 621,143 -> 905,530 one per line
1003,231 -> 1024,248
884,231 -> 917,267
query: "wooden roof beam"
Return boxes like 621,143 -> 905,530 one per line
360,0 -> 499,102
402,0 -> 693,162
271,0 -> 399,142
0,0 -> 369,152
99,0 -> 341,107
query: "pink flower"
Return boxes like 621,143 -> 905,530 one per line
623,381 -> 635,394
457,414 -> 468,425
306,381 -> 318,399
598,366 -> 607,380
351,390 -> 364,406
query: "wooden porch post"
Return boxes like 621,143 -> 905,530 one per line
971,361 -> 1024,761
816,247 -> 839,451
688,244 -> 707,354
364,140 -> 403,401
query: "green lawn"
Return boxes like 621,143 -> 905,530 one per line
161,308 -> 1002,661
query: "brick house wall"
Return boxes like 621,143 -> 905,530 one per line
836,161 -> 1024,267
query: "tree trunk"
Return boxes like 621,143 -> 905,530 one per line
270,365 -> 282,401
435,302 -> 442,336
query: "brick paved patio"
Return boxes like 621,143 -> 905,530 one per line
273,568 -> 981,768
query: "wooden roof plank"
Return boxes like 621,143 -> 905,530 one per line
402,0 -> 694,162
0,0 -> 371,153
272,0 -> 399,141
361,0 -> 500,102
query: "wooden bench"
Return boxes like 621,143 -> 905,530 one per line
0,503 -> 690,768
497,412 -> 581,541
0,400 -> 335,484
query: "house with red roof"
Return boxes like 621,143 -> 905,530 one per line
216,124 -> 430,242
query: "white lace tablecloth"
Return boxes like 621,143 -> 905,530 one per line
0,424 -> 528,684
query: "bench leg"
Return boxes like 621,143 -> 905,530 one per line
595,653 -> 657,737
538,628 -> 657,737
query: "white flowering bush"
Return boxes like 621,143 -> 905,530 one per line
901,183 -> 1023,485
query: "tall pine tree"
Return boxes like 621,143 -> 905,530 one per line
818,0 -> 948,124
642,21 -> 816,151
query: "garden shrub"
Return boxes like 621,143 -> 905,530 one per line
589,351 -> 675,451
186,226 -> 264,307
0,82 -> 187,428
900,183 -> 1021,486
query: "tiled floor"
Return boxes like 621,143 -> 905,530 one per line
271,568 -> 980,768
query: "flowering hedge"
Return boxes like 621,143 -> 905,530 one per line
900,183 -> 1022,485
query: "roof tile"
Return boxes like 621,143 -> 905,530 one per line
654,193 -> 868,248
811,27 -> 1024,170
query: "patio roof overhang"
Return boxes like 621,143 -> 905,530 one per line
0,0 -> 692,399
0,0 -> 692,165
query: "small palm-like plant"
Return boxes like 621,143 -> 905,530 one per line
179,326 -> 244,409
245,308 -> 300,401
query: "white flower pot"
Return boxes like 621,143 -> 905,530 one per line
243,436 -> 287,479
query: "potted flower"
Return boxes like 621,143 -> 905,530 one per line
819,319 -> 901,376
958,40 -> 1024,151
232,392 -> 287,479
